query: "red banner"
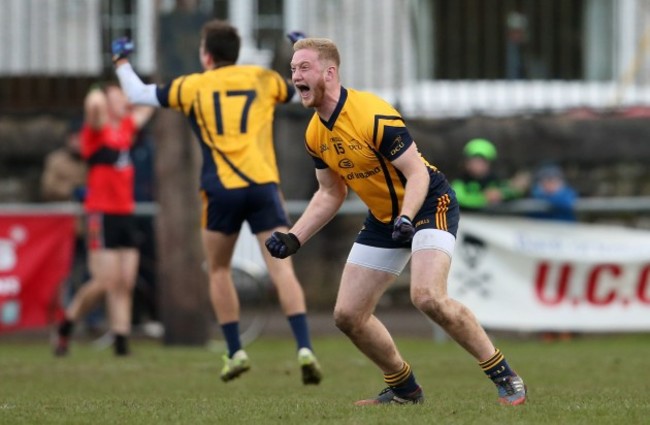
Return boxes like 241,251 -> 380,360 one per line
0,214 -> 75,332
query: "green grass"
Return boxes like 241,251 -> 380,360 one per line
1,334 -> 650,424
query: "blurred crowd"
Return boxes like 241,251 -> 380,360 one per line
451,137 -> 578,221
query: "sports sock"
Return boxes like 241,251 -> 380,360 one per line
114,334 -> 129,356
221,322 -> 242,358
58,319 -> 74,338
287,313 -> 312,351
384,362 -> 420,396
479,348 -> 516,381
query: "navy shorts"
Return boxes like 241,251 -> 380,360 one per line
355,188 -> 460,249
86,212 -> 140,250
201,183 -> 291,234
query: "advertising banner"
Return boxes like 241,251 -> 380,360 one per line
450,215 -> 650,332
0,214 -> 74,332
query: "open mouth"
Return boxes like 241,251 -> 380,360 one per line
296,83 -> 310,97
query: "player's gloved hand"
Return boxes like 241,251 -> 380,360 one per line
287,31 -> 307,44
392,215 -> 415,243
265,231 -> 301,259
111,37 -> 134,63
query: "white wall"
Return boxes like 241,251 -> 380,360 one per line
0,0 -> 102,75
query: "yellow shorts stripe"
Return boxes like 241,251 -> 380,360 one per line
435,194 -> 450,231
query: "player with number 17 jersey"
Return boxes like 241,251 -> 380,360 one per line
156,66 -> 295,192
113,21 -> 323,385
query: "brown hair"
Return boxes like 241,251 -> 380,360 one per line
201,20 -> 241,65
293,38 -> 341,67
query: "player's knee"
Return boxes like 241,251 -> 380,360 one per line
333,307 -> 360,335
411,289 -> 447,321
209,266 -> 231,281
95,275 -> 120,291
411,287 -> 434,309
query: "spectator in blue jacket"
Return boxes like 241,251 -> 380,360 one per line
529,163 -> 577,222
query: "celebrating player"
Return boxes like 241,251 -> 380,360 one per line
54,84 -> 153,356
110,20 -> 322,384
265,37 -> 527,405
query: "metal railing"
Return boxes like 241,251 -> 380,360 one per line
286,196 -> 650,216
4,196 -> 650,217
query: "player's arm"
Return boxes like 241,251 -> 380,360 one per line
111,37 -> 161,107
289,167 -> 348,245
84,88 -> 108,131
265,167 -> 347,259
391,143 -> 430,221
114,62 -> 160,107
131,105 -> 155,130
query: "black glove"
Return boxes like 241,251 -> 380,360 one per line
265,231 -> 301,259
392,215 -> 415,243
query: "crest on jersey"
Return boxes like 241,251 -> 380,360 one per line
338,158 -> 354,169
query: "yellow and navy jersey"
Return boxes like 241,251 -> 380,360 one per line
156,65 -> 294,189
304,87 -> 446,224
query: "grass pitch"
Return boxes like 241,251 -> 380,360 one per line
1,333 -> 649,424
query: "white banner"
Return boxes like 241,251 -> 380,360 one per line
448,214 -> 650,332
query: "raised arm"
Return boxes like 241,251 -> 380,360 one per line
111,37 -> 161,108
131,104 -> 155,130
84,88 -> 108,131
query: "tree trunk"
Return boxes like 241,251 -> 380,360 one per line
154,109 -> 210,345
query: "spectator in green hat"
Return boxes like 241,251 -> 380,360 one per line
451,138 -> 529,211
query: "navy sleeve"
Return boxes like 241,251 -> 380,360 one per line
156,84 -> 171,108
378,126 -> 414,161
311,155 -> 329,169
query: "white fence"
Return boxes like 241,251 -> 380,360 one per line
0,0 -> 156,76
3,0 -> 650,117
388,80 -> 650,119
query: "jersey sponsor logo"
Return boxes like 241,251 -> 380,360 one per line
338,158 -> 355,169
390,136 -> 405,156
348,139 -> 363,151
346,166 -> 381,180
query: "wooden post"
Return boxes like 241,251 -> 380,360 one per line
154,110 -> 210,345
